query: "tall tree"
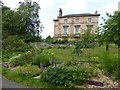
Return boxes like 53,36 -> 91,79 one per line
2,0 -> 43,42
99,11 -> 120,81
99,11 -> 120,50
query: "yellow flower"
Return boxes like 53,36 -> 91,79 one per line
51,53 -> 54,56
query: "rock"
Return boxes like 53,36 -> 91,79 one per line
2,62 -> 9,68
87,80 -> 104,87
34,75 -> 41,79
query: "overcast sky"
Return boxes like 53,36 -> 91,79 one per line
2,0 -> 119,38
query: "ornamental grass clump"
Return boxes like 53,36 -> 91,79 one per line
100,51 -> 118,77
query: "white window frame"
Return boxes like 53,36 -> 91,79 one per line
88,18 -> 92,23
64,19 -> 68,24
74,26 -> 80,34
63,26 -> 68,35
75,18 -> 80,23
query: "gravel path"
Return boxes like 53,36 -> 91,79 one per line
0,75 -> 27,88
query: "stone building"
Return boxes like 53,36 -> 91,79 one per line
53,8 -> 100,40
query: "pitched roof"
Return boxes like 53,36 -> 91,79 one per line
58,13 -> 100,18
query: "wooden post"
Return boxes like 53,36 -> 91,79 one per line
40,63 -> 44,70
54,59 -> 57,67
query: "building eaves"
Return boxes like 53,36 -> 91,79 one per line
58,13 -> 100,18
53,19 -> 58,21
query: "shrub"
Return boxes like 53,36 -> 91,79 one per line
57,46 -> 68,49
9,51 -> 35,67
17,64 -> 42,77
41,66 -> 94,87
9,54 -> 24,67
99,51 -> 118,76
2,35 -> 27,52
90,56 -> 100,63
32,53 -> 50,67
52,39 -> 68,44
64,59 -> 77,66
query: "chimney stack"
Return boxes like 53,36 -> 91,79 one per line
59,8 -> 62,16
95,11 -> 98,14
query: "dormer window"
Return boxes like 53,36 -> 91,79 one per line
64,19 -> 68,24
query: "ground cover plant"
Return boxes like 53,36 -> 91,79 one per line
2,44 -> 118,88
41,65 -> 95,87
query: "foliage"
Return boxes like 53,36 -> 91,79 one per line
90,56 -> 100,63
74,28 -> 97,55
2,35 -> 28,52
17,64 -> 42,77
99,51 -> 118,76
82,28 -> 95,42
64,59 -> 77,66
9,51 -> 34,67
9,54 -> 23,67
2,0 -> 42,42
52,39 -> 68,44
57,46 -> 68,49
41,66 -> 94,87
45,35 -> 53,43
99,11 -> 120,48
2,67 -> 60,88
73,41 -> 94,56
32,53 -> 50,67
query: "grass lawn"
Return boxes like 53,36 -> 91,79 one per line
2,67 -> 65,88
44,45 -> 118,62
0,65 -> 2,74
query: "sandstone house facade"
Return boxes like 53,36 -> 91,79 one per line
53,8 -> 100,40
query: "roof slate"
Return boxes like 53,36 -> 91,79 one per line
58,13 -> 100,18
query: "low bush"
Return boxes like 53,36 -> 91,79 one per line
41,66 -> 94,87
57,46 -> 68,49
99,51 -> 118,77
17,64 -> 42,77
32,53 -> 50,67
9,54 -> 24,67
64,59 -> 77,66
52,39 -> 68,44
90,56 -> 100,63
9,51 -> 35,67
2,35 -> 29,52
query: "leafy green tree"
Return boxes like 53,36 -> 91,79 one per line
46,35 -> 52,39
2,6 -> 14,38
2,0 -> 43,42
99,11 -> 120,50
99,11 -> 120,81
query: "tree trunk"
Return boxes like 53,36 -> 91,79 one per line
118,45 -> 120,82
106,44 -> 109,51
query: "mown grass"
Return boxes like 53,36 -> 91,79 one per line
0,65 -> 2,74
45,45 -> 118,62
